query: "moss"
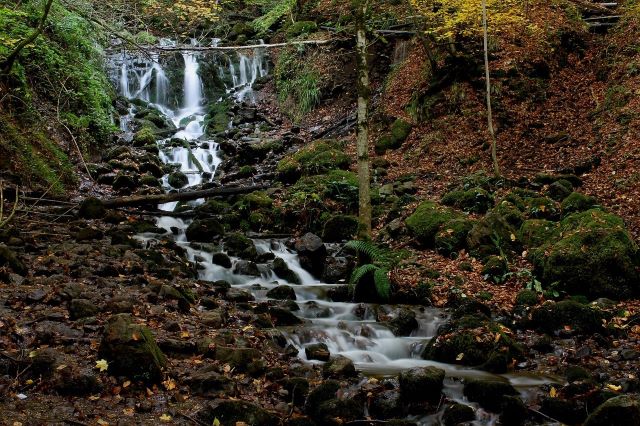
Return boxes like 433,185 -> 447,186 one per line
519,219 -> 558,248
242,191 -> 273,209
406,201 -> 460,246
276,139 -> 350,183
322,215 -> 359,242
441,187 -> 494,214
204,100 -> 230,135
492,201 -> 525,228
561,192 -> 598,216
224,233 -> 257,260
435,218 -> 475,256
168,171 -> 188,188
132,127 -> 156,147
515,289 -> 539,306
375,119 -> 413,153
531,301 -> 604,333
524,196 -> 560,220
481,255 -> 508,282
534,173 -> 582,187
463,380 -> 518,412
286,20 -> 318,39
467,212 -> 518,259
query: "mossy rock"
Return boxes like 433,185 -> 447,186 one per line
518,219 -> 558,248
399,366 -> 445,402
545,180 -> 573,201
286,21 -> 318,39
406,201 -> 459,246
530,300 -> 604,334
443,403 -> 476,426
375,119 -> 413,153
534,173 -> 582,188
503,189 -> 536,210
194,200 -> 230,217
78,197 -> 106,219
524,196 -> 560,220
276,140 -> 350,184
467,212 -> 518,259
493,201 -> 525,228
132,127 -> 156,147
186,219 -> 225,243
515,289 -> 539,306
322,215 -> 359,242
530,209 -> 639,299
584,395 -> 640,426
561,192 -> 597,216
242,191 -> 273,209
434,218 -> 475,256
224,233 -> 257,260
276,157 -> 302,183
0,244 -> 26,275
168,171 -> 188,188
197,399 -> 279,426
441,187 -> 494,214
99,314 -> 166,382
463,379 -> 518,412
481,255 -> 508,283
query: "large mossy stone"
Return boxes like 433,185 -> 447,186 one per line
399,366 -> 445,402
530,209 -> 639,299
561,191 -> 598,216
132,127 -> 156,147
78,197 -> 106,219
224,232 -> 257,260
463,379 -> 518,412
98,314 -> 166,382
434,218 -> 475,256
168,171 -> 188,188
441,187 -> 493,214
197,399 -> 280,426
406,201 -> 459,246
530,300 -> 603,334
186,218 -> 224,242
584,395 -> 640,426
322,214 -> 359,243
443,403 -> 476,425
375,119 -> 413,153
0,244 -> 26,275
467,212 -> 518,259
518,219 -> 558,248
273,257 -> 302,284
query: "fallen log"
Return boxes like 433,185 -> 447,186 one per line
100,185 -> 269,209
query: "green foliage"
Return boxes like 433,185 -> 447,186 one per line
345,240 -> 385,263
251,0 -> 297,34
346,240 -> 398,301
275,47 -> 321,121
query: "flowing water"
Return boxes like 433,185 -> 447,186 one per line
109,41 -> 557,425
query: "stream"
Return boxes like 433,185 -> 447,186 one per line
109,40 -> 558,425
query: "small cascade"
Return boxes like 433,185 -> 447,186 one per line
182,52 -> 203,111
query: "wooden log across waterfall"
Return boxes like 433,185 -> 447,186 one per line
99,185 -> 269,209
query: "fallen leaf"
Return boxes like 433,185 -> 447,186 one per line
606,384 -> 622,392
456,353 -> 464,361
95,359 -> 109,372
549,387 -> 557,398
159,414 -> 172,422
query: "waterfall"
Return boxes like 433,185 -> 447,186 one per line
153,60 -> 169,107
119,62 -> 130,98
182,53 -> 203,111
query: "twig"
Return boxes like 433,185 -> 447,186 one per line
528,407 -> 563,423
177,412 -> 208,426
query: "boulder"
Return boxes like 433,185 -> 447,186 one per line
69,298 -> 99,320
561,192 -> 597,216
233,260 -> 261,276
186,218 -> 224,243
441,187 -> 494,214
0,244 -> 26,275
434,218 -> 475,256
224,233 -> 257,260
295,233 -> 327,276
273,257 -> 301,284
305,343 -> 330,361
78,197 -> 105,219
184,365 -> 233,396
211,252 -> 232,268
387,308 -> 419,336
322,215 -> 359,242
168,171 -> 189,188
279,377 -> 310,406
322,355 -> 357,379
369,390 -> 404,419
463,379 -> 518,412
322,256 -> 351,283
214,346 -> 260,371
197,399 -> 280,426
531,300 -> 603,334
98,314 -> 166,381
399,366 -> 445,402
266,285 -> 297,300
406,201 -> 458,246
443,403 -> 476,426
584,395 -> 640,426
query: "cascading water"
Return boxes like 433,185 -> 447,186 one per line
110,39 -> 555,425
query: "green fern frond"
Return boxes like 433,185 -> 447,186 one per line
373,267 -> 391,301
349,263 -> 377,286
345,240 -> 384,262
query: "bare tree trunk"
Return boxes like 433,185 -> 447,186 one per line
354,0 -> 371,239
482,0 -> 501,177
1,0 -> 55,75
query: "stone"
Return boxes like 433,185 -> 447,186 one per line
399,366 -> 445,402
0,244 -> 26,275
168,171 -> 188,188
584,395 -> 640,426
98,314 -> 166,381
233,260 -> 261,276
322,215 -> 359,242
387,308 -> 419,336
369,390 -> 404,419
305,343 -> 331,361
322,355 -> 357,379
69,298 -> 99,320
443,403 -> 476,426
186,219 -> 224,242
78,197 -> 106,219
279,377 -> 310,406
211,252 -> 232,268
272,257 -> 301,284
463,379 -> 518,412
295,233 -> 327,276
322,256 -> 351,283
197,399 -> 280,426
214,346 -> 260,371
269,306 -> 302,326
184,365 -> 233,396
266,285 -> 297,300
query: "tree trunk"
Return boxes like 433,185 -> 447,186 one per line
0,0 -> 55,75
482,0 -> 501,177
354,0 -> 371,239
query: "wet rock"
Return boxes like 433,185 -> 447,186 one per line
233,260 -> 261,276
224,288 -> 254,303
463,379 -> 518,412
279,377 -> 310,406
112,173 -> 139,191
323,355 -> 356,379
35,321 -> 83,344
313,398 -> 363,425
214,346 -> 260,371
531,300 -> 603,334
585,395 -> 640,426
328,285 -> 351,302
266,285 -> 297,300
168,171 -> 188,188
540,397 -> 587,424
74,227 -> 104,241
184,365 -> 233,396
443,403 -> 475,426
224,233 -> 258,260
322,215 -> 359,242
305,343 -> 331,361
0,244 -> 26,275
399,366 -> 445,402
52,366 -> 102,396
211,252 -> 232,268
295,233 -> 327,277
387,308 -> 419,336
200,310 -> 224,328
322,256 -> 351,283
69,298 -> 99,320
197,399 -> 280,426
186,218 -> 225,242
370,389 -> 404,419
98,313 -> 167,382
273,257 -> 301,284
31,348 -> 61,375
105,296 -> 135,314
78,197 -> 106,219
500,395 -> 528,426
269,306 -> 303,326
305,380 -> 340,416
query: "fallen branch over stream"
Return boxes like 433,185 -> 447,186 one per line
100,185 -> 268,208
114,39 -> 336,53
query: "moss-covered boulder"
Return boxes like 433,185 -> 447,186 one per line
186,218 -> 225,242
224,233 -> 258,260
518,219 -> 558,248
467,212 -> 518,259
435,218 -> 475,256
561,192 -> 597,216
443,403 -> 476,425
524,196 -> 560,220
132,127 -> 156,147
530,209 -> 639,299
493,200 -> 525,228
375,119 -> 412,153
168,171 -> 188,188
441,187 -> 494,214
463,379 -> 518,412
197,399 -> 279,426
322,215 -> 359,242
406,201 -> 459,246
286,20 -> 318,38
99,314 -> 166,382
545,179 -> 573,201
399,366 -> 445,402
242,191 -> 273,209
481,255 -> 508,283
584,395 -> 640,426
276,140 -> 350,183
78,197 -> 106,219
515,289 -> 539,307
0,244 -> 26,275
530,300 -> 604,334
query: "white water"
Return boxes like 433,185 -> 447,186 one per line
110,40 -> 556,425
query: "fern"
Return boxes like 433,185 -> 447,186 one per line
345,240 -> 384,262
349,264 -> 391,301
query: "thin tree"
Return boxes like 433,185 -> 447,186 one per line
354,0 -> 371,238
482,0 -> 501,176
1,0 -> 55,75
